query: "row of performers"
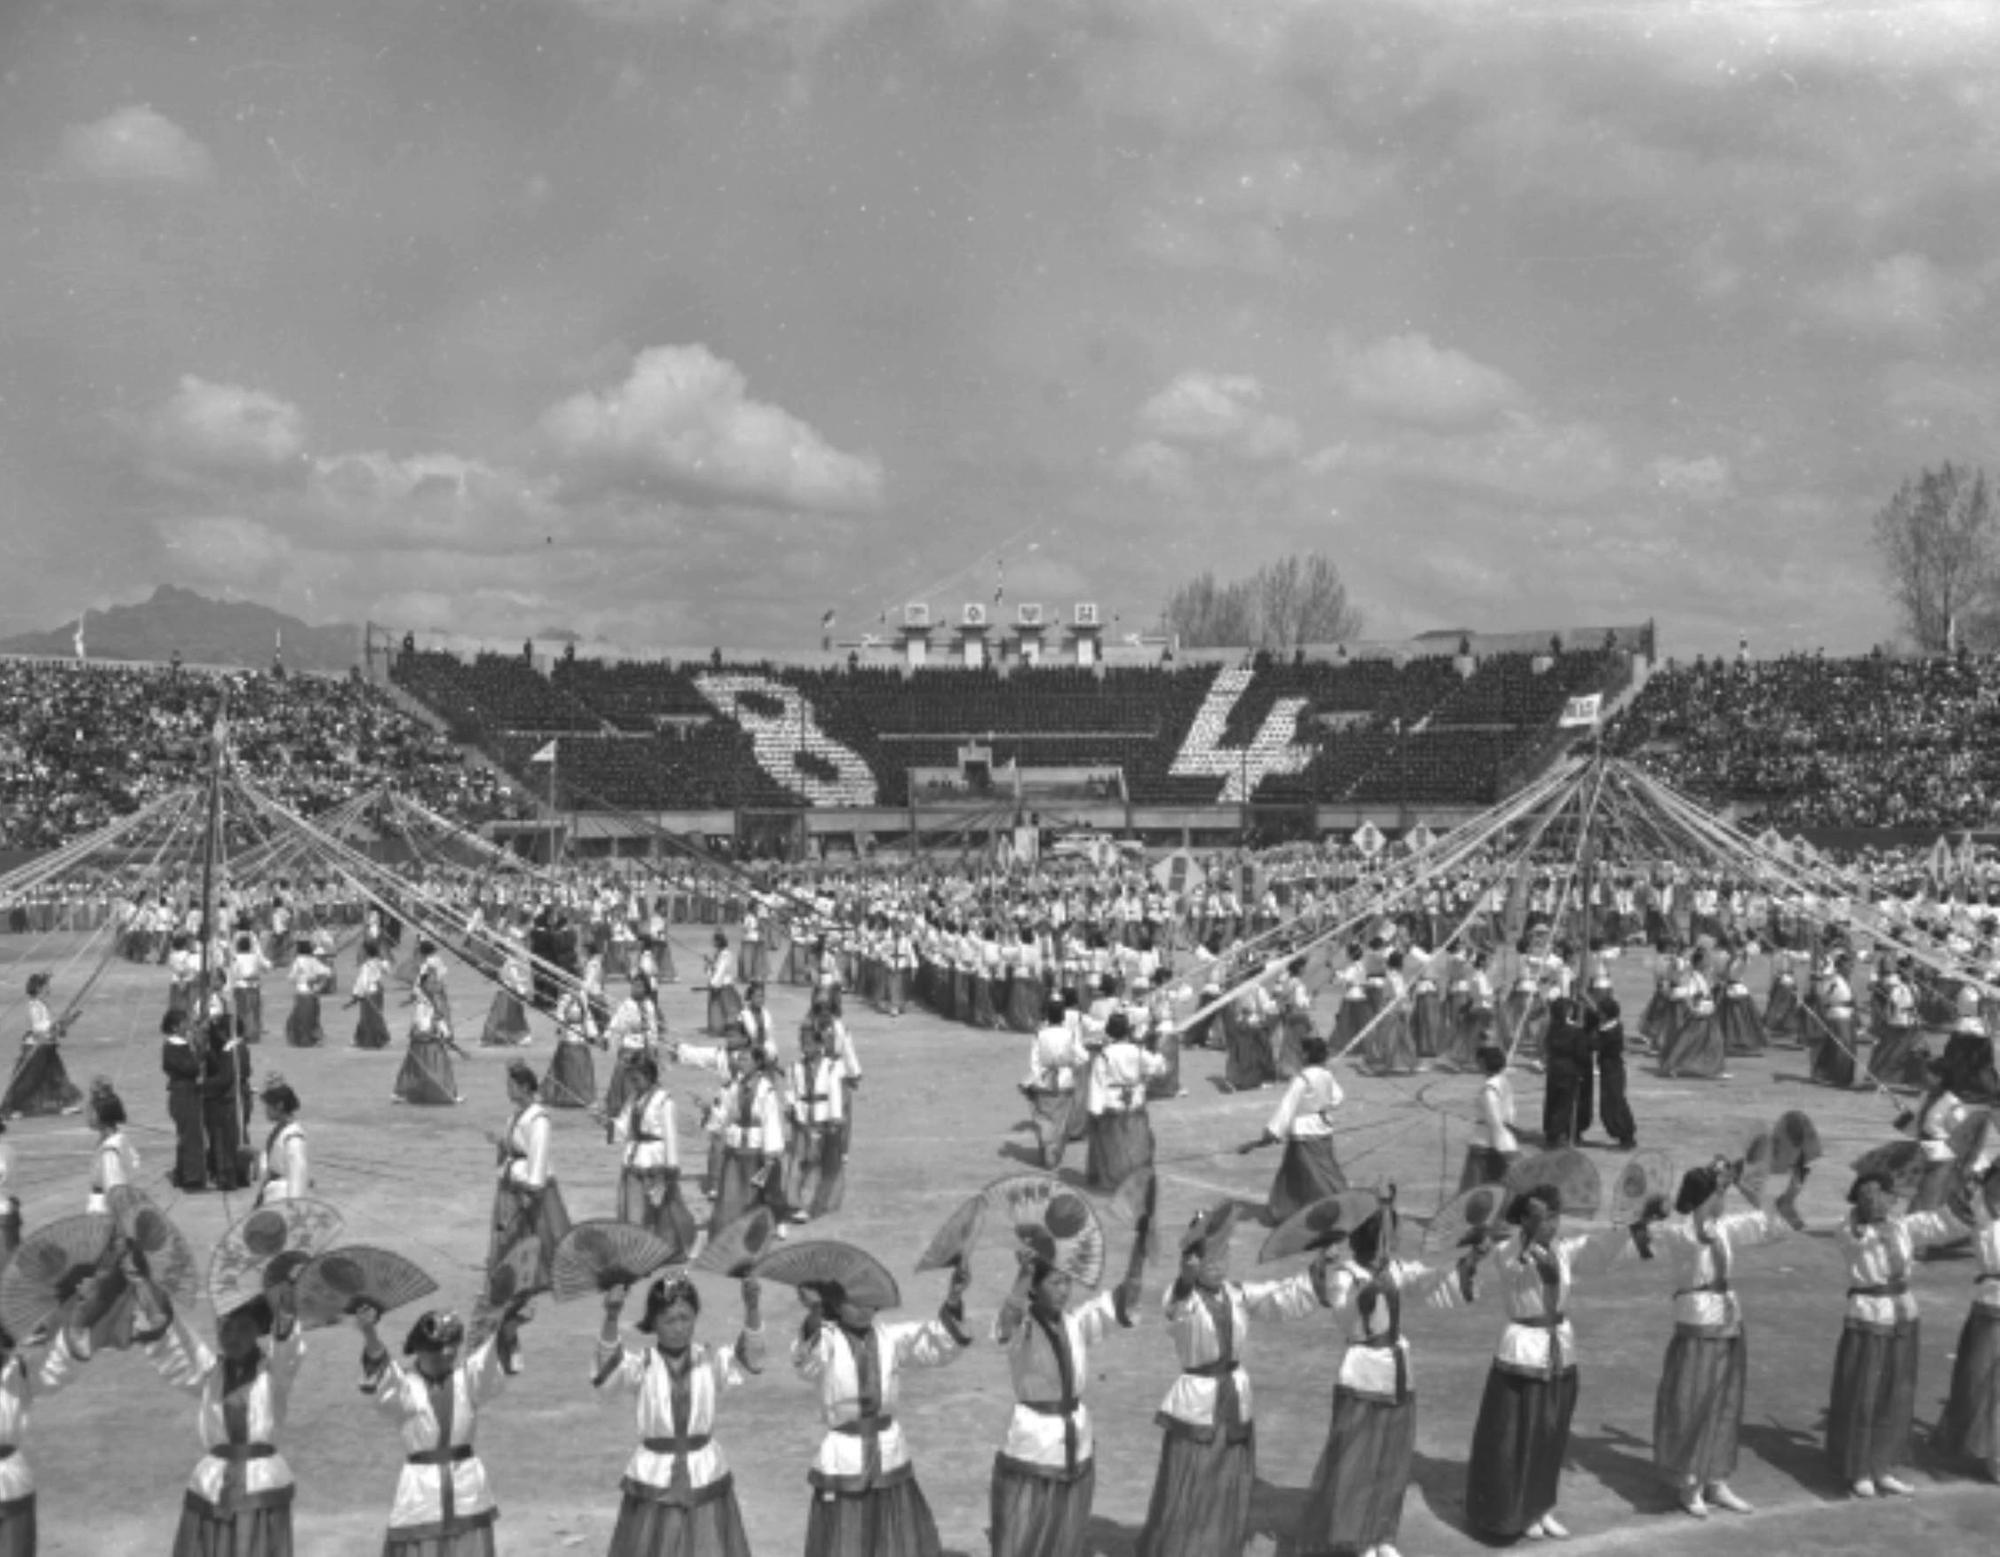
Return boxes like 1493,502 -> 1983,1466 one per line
3,1152 -> 1997,1557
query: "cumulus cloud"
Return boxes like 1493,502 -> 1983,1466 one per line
156,516 -> 295,586
1111,439 -> 1196,497
1132,372 -> 1301,463
1333,333 -> 1525,430
1802,252 -> 1982,343
1648,454 -> 1734,504
148,377 -> 307,473
540,345 -> 886,512
60,106 -> 214,185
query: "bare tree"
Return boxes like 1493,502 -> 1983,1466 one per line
1162,553 -> 1362,650
1871,463 -> 2000,652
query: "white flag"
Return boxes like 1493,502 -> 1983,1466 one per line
1558,692 -> 1602,728
73,609 -> 86,662
528,740 -> 558,764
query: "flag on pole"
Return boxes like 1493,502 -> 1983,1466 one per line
994,557 -> 1005,606
1558,692 -> 1602,728
73,610 -> 86,662
528,741 -> 558,764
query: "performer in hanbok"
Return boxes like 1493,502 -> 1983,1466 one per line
1256,1038 -> 1346,1223
1812,951 -> 1862,1089
1763,947 -> 1806,1045
785,1014 -> 851,1223
1221,981 -> 1277,1093
544,989 -> 598,1111
393,991 -> 461,1106
1463,1184 -> 1640,1542
166,933 -> 200,1028
1933,1162 -> 2000,1482
1363,952 -> 1417,1075
1825,1169 -> 1970,1497
1458,1045 -> 1519,1190
602,985 -> 657,1121
480,947 -> 532,1048
1082,1013 -> 1165,1193
1020,998 -> 1090,1171
349,942 -> 393,1051
0,1289 -> 97,1555
353,1300 -> 534,1557
1407,948 -> 1445,1064
2,974 -> 82,1119
487,1063 -> 572,1300
704,933 -> 741,1037
676,1038 -> 789,1237
1715,940 -> 1766,1057
789,1260 -> 973,1557
988,1243 -> 1139,1557
1904,1057 -> 1972,1214
1636,1159 -> 1796,1518
1657,947 -> 1726,1080
281,938 -> 331,1049
230,932 -> 272,1045
415,940 -> 455,1043
1273,958 -> 1315,1080
1292,1202 -> 1482,1557
1868,958 -> 1930,1089
1941,984 -> 1999,1104
253,1078 -> 309,1206
608,1053 -> 699,1259
161,1009 -> 208,1192
594,1272 -> 765,1557
1329,945 -> 1373,1057
132,1270 -> 305,1557
1442,951 -> 1494,1072
1135,1203 -> 1321,1557
1639,941 -> 1680,1052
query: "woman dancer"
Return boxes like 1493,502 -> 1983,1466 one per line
544,988 -> 598,1111
1658,947 -> 1726,1080
230,931 -> 272,1045
1764,946 -> 1806,1046
1933,1163 -> 2000,1482
1082,1013 -> 1165,1193
0,1288 -> 98,1555
354,1300 -> 534,1557
480,945 -> 532,1048
1256,1037 -> 1346,1224
1715,940 -> 1766,1058
595,1273 -> 765,1557
282,938 -> 331,1049
2,974 -> 82,1119
487,1063 -> 571,1300
392,990 -> 461,1106
350,941 -> 393,1051
1457,1045 -> 1519,1191
1812,951 -> 1862,1089
253,1077 -> 309,1206
704,933 -> 741,1037
786,1014 -> 851,1225
608,1053 -> 699,1260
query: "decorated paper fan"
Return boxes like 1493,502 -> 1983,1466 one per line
1770,1110 -> 1823,1174
918,1174 -> 1107,1287
208,1198 -> 345,1316
914,1196 -> 986,1276
105,1186 -> 200,1312
1424,1182 -> 1508,1253
293,1246 -> 438,1332
1258,1189 -> 1381,1265
1736,1126 -> 1774,1204
1607,1150 -> 1677,1228
1850,1139 -> 1925,1197
0,1214 -> 113,1342
550,1220 -> 679,1303
1503,1147 -> 1602,1220
483,1236 -> 547,1309
755,1240 -> 901,1312
695,1207 -> 780,1278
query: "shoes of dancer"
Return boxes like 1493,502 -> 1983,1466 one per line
1679,1489 -> 1708,1519
1524,1514 -> 1570,1539
1877,1475 -> 1914,1496
1707,1483 -> 1752,1513
1851,1479 -> 1877,1498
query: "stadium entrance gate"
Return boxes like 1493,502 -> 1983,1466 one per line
737,808 -> 809,863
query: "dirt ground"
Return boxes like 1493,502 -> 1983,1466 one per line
2,930 -> 1996,1556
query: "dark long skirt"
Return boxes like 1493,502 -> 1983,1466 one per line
284,993 -> 325,1048
608,1481 -> 753,1557
1639,986 -> 1674,1045
1026,1088 -> 1085,1170
1813,1013 -> 1859,1088
1135,1426 -> 1254,1557
393,1033 -> 460,1105
1933,1304 -> 2000,1473
1003,978 -> 1042,1034
603,1051 -> 648,1119
173,1490 -> 294,1557
1275,1013 -> 1311,1080
970,976 -> 999,1030
0,1044 -> 82,1117
169,1086 -> 208,1189
1658,1011 -> 1726,1078
990,1458 -> 1093,1557
1364,1008 -> 1417,1075
710,1145 -> 786,1236
1409,992 -> 1445,1060
617,1166 -> 699,1260
544,1040 -> 596,1110
234,985 -> 264,1044
1443,1001 -> 1489,1071
1294,1388 -> 1416,1557
353,992 -> 392,1050
786,1122 -> 847,1220
1331,998 -> 1373,1056
381,1520 -> 498,1557
1717,993 -> 1765,1056
1868,1027 -> 1931,1090
488,1178 -> 573,1298
1827,1318 -> 1919,1483
803,1478 -> 942,1557
1145,1032 -> 1182,1102
480,992 -> 530,1047
1458,1145 -> 1518,1192
706,987 -> 743,1037
1464,1363 -> 1579,1539
0,1493 -> 31,1557
1653,1328 -> 1746,1487
1267,1136 -> 1347,1224
740,941 -> 771,984
1221,1007 -> 1274,1092
1084,1110 -> 1153,1193
1764,982 -> 1805,1044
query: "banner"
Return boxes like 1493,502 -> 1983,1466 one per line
1351,821 -> 1385,859
1558,693 -> 1602,728
528,741 -> 558,764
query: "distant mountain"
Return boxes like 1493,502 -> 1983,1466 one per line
0,585 -> 361,673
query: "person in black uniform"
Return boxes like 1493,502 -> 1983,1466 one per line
200,1000 -> 253,1190
1592,994 -> 1637,1150
1540,991 -> 1589,1147
160,1008 -> 207,1190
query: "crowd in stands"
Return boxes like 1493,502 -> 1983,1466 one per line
1608,649 -> 2000,829
0,660 -> 521,849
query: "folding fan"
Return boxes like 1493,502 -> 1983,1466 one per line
208,1198 -> 346,1317
1503,1147 -> 1602,1219
1770,1110 -> 1823,1174
756,1241 -> 901,1311
1850,1138 -> 1925,1197
1258,1189 -> 1381,1265
1424,1182 -> 1508,1254
917,1173 -> 1107,1286
293,1246 -> 438,1332
106,1187 -> 200,1312
694,1207 -> 779,1278
0,1214 -> 113,1342
483,1235 -> 547,1308
550,1220 -> 679,1303
1607,1150 -> 1677,1228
